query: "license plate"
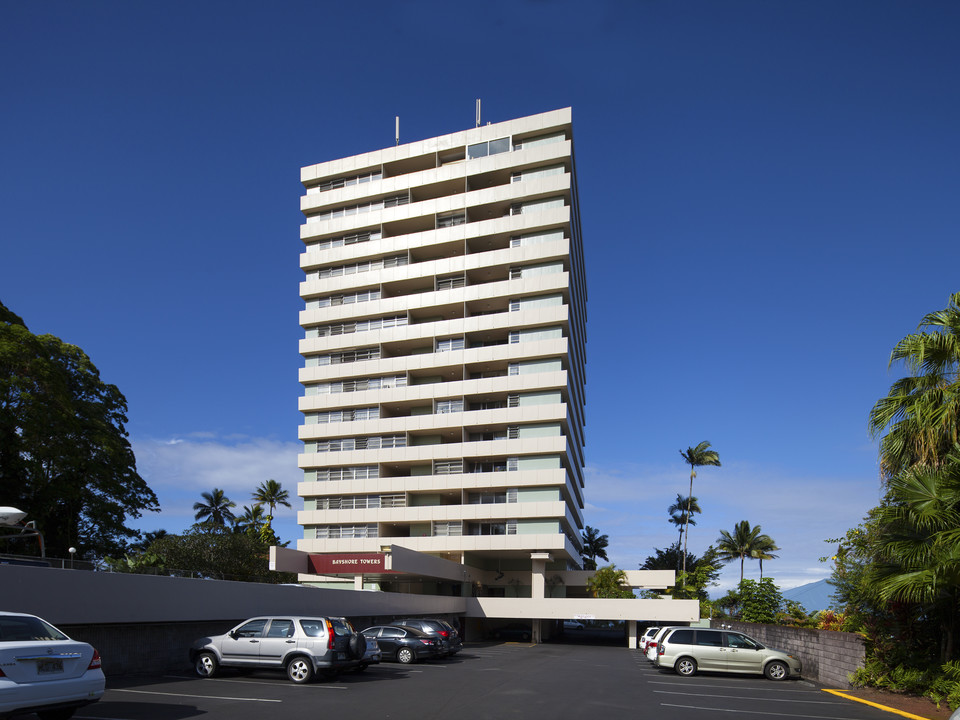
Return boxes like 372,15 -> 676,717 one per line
336,652 -> 345,660
38,659 -> 64,674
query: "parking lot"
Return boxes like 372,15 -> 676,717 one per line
81,642 -> 906,720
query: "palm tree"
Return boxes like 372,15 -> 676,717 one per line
869,291 -> 960,482
668,494 -> 701,570
869,450 -> 960,662
716,520 -> 763,584
193,488 -> 236,526
234,504 -> 267,534
580,526 -> 610,570
750,533 -> 780,579
252,479 -> 291,517
679,442 -> 721,577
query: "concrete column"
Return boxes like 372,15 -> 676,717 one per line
627,620 -> 637,649
530,552 -> 551,600
354,574 -> 363,590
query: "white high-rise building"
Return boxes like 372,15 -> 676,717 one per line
297,108 -> 587,591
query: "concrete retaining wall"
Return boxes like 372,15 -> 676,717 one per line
722,620 -> 865,688
2,564 -> 465,676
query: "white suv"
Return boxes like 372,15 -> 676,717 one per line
190,616 -> 368,683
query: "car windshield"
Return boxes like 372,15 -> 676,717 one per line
0,615 -> 69,642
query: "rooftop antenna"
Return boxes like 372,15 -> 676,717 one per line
475,98 -> 481,128
395,116 -> 400,146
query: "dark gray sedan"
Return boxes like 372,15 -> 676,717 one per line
361,625 -> 443,664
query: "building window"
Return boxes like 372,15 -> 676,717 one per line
467,138 -> 510,159
436,275 -> 466,291
436,337 -> 465,353
314,347 -> 381,366
307,170 -> 382,194
314,466 -> 379,482
316,254 -> 409,280
513,132 -> 565,150
436,399 -> 464,414
437,212 -> 466,228
306,230 -> 382,252
467,520 -> 517,536
509,197 -> 565,215
433,521 -> 463,536
315,523 -> 378,539
307,193 -> 410,223
511,164 -> 564,183
306,288 -> 381,310
510,229 -> 564,248
434,460 -> 464,475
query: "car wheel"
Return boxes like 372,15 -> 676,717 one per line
765,660 -> 789,680
37,711 -> 76,720
397,647 -> 415,664
194,651 -> 218,678
286,655 -> 314,683
675,657 -> 698,677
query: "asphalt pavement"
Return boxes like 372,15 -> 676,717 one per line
83,641 -> 914,720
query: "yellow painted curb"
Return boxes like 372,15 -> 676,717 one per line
822,689 -> 935,720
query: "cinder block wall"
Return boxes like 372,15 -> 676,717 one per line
722,620 -> 864,688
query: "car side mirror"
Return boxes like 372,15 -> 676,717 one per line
229,630 -> 239,639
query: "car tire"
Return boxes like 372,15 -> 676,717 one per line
37,711 -> 76,720
765,660 -> 789,680
675,657 -> 698,677
397,647 -> 415,664
194,651 -> 218,678
286,655 -> 314,683
348,633 -> 367,659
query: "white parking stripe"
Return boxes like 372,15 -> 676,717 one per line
160,674 -> 347,689
661,703 -> 866,719
654,690 -> 844,705
111,688 -> 281,703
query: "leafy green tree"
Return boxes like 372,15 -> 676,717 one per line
586,564 -> 634,599
193,488 -> 236,526
150,524 -> 292,582
580,525 -> 610,570
869,291 -> 960,481
252,479 -> 291,517
739,577 -> 785,624
716,520 -> 763,584
679,442 -> 720,576
641,544 -> 700,574
0,301 -> 158,558
131,529 -> 167,552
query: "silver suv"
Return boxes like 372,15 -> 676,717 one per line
190,616 -> 368,683
654,627 -> 801,680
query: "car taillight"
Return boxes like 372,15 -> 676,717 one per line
88,649 -> 102,670
437,630 -> 449,637
419,639 -> 433,645
325,620 -> 335,650
657,644 -> 665,656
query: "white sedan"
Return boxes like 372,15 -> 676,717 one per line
0,611 -> 105,720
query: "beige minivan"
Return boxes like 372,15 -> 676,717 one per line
654,627 -> 801,680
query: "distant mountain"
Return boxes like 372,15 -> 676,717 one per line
782,579 -> 836,612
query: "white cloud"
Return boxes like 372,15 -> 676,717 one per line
583,460 -> 880,592
130,435 -> 303,542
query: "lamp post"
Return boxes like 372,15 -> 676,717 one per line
68,547 -> 76,569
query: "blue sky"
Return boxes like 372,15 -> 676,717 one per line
3,1 -> 958,593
